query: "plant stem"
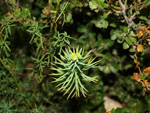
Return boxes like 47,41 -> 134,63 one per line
49,0 -> 60,36
0,57 -> 30,106
33,80 -> 37,96
10,65 -> 30,106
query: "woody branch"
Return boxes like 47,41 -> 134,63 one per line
114,0 -> 147,28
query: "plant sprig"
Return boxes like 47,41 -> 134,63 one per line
51,47 -> 99,99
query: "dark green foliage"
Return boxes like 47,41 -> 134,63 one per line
0,0 -> 150,112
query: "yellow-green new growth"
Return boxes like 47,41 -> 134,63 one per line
51,47 -> 99,99
70,53 -> 77,60
70,52 -> 82,61
76,53 -> 82,59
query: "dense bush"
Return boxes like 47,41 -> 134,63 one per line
0,0 -> 150,112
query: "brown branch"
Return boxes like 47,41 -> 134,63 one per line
126,0 -> 147,10
108,2 -> 121,15
110,0 -> 147,28
97,6 -> 109,12
118,0 -> 130,26
130,1 -> 147,21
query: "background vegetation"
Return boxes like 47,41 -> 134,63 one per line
0,0 -> 150,112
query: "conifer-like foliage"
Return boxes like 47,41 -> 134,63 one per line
51,47 -> 98,99
0,0 -> 150,112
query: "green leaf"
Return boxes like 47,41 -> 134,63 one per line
130,38 -> 137,42
110,108 -> 116,113
103,20 -> 109,28
109,62 -> 118,74
66,13 -> 72,22
100,0 -> 105,2
89,1 -> 98,10
103,65 -> 111,74
110,23 -> 117,28
13,8 -> 21,17
103,12 -> 108,19
125,37 -> 132,45
110,29 -> 119,40
88,32 -> 96,39
104,52 -> 111,60
99,1 -> 105,7
21,7 -> 31,18
129,48 -> 136,52
139,16 -> 148,21
106,40 -> 114,47
123,42 -> 129,49
130,31 -> 136,36
77,25 -> 87,33
111,34 -> 118,40
136,11 -> 140,15
97,33 -> 103,41
146,0 -> 150,5
123,27 -> 128,32
95,20 -> 108,28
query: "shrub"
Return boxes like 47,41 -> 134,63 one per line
0,0 -> 150,112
